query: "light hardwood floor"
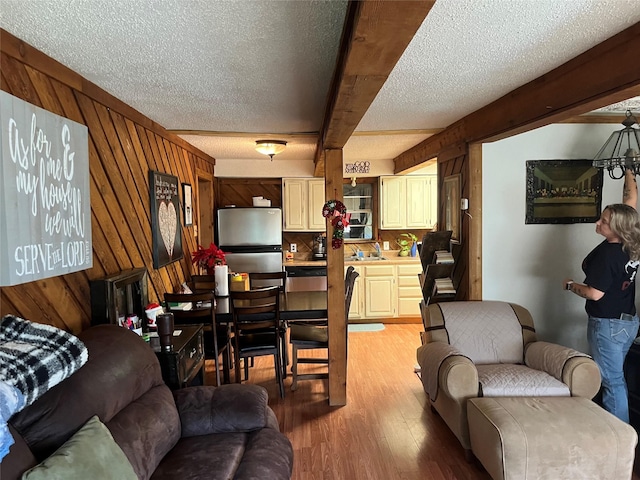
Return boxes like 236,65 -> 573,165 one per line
206,324 -> 490,479
205,324 -> 640,480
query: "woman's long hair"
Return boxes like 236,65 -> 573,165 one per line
607,203 -> 640,261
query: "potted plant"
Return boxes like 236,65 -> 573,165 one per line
191,243 -> 226,274
397,233 -> 418,257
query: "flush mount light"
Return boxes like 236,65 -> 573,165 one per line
255,140 -> 287,160
592,110 -> 640,179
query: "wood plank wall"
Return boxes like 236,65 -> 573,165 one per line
438,145 -> 469,300
216,178 -> 282,209
0,30 -> 214,334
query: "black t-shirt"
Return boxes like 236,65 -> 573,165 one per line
582,240 -> 638,318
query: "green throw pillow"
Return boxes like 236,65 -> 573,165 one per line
22,416 -> 137,480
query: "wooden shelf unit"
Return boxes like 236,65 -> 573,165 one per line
418,231 -> 462,307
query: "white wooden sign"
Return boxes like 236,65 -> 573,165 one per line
0,91 -> 92,286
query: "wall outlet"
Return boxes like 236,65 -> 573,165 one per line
383,241 -> 390,250
290,243 -> 297,253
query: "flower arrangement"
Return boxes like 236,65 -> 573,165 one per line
191,243 -> 226,273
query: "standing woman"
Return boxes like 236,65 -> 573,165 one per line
564,169 -> 640,422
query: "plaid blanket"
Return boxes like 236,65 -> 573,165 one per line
0,315 -> 88,408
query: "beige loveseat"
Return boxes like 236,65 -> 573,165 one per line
416,300 -> 601,455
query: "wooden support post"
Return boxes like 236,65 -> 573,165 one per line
468,143 -> 482,300
325,149 -> 347,406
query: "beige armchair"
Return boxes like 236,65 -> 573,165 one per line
416,301 -> 601,455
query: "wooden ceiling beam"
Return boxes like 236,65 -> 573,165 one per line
394,21 -> 640,173
313,0 -> 435,177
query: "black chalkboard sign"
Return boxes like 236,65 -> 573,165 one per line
149,170 -> 183,268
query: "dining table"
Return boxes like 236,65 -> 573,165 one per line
214,290 -> 328,323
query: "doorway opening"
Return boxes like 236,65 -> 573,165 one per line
196,170 -> 214,247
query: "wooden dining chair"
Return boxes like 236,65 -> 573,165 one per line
190,274 -> 217,293
249,271 -> 287,291
248,271 -> 289,375
289,266 -> 359,391
163,291 -> 230,386
229,286 -> 285,398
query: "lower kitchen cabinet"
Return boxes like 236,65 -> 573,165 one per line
363,264 -> 396,318
346,260 -> 422,321
397,263 -> 423,317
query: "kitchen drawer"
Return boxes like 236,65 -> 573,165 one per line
398,275 -> 421,288
398,285 -> 422,297
364,264 -> 395,277
178,327 -> 204,382
397,263 -> 422,276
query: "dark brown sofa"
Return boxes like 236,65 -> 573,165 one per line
1,325 -> 293,479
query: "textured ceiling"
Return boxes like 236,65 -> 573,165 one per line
1,0 -> 639,164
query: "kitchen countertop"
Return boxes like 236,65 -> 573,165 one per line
344,254 -> 421,266
283,252 -> 421,267
284,260 -> 327,267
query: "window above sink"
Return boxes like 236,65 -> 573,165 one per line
343,182 -> 375,242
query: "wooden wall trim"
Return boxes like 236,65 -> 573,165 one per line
467,143 -> 482,300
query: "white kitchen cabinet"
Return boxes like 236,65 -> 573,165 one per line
363,264 -> 396,318
406,176 -> 437,229
396,262 -> 423,317
379,175 -> 436,230
282,178 -> 325,231
307,179 -> 326,231
282,179 -> 306,231
379,176 -> 405,229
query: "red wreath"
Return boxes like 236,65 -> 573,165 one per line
322,200 -> 351,249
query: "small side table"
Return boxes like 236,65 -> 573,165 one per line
151,324 -> 205,390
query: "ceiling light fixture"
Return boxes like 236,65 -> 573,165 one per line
255,140 -> 287,160
592,110 -> 640,179
351,177 -> 357,187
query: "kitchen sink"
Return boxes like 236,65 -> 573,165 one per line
344,255 -> 387,261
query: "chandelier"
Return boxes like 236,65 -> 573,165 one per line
592,110 -> 640,179
255,140 -> 287,160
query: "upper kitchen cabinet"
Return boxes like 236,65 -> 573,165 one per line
282,178 -> 325,231
379,175 -> 436,230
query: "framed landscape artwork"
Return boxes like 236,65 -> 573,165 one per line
149,170 -> 183,268
525,159 -> 603,224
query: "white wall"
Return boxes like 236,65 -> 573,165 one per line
483,123 -> 628,353
214,159 -> 316,177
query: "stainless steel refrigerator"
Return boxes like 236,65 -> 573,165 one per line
216,207 -> 283,275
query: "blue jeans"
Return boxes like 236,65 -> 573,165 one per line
587,316 -> 639,423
